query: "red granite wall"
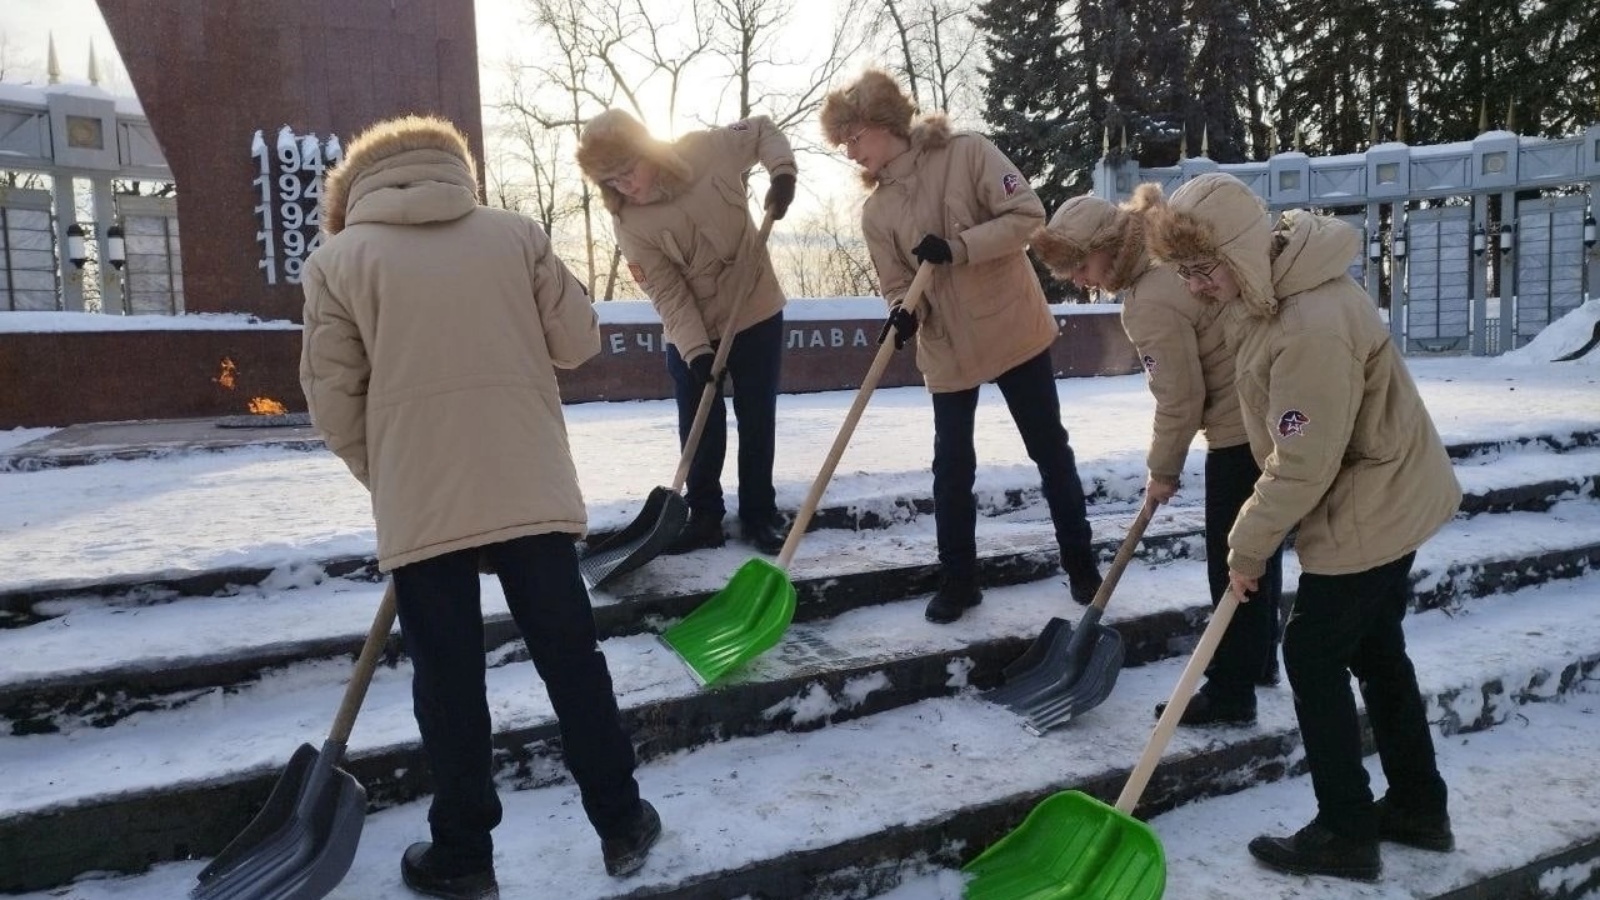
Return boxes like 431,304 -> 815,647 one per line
0,314 -> 1137,428
94,0 -> 484,322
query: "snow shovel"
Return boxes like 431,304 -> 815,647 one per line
981,495 -> 1159,735
191,581 -> 397,900
661,262 -> 936,685
579,211 -> 778,589
962,586 -> 1244,900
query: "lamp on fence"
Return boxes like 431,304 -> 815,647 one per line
105,224 -> 126,270
1472,223 -> 1487,256
1499,221 -> 1516,253
66,223 -> 88,269
1367,229 -> 1383,262
1585,212 -> 1597,250
1393,227 -> 1408,260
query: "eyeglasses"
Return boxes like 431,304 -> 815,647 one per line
1176,259 -> 1222,282
603,162 -> 639,190
837,127 -> 867,153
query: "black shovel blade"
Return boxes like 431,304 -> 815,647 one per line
578,486 -> 688,590
192,741 -> 367,900
1020,627 -> 1126,736
981,617 -> 1074,710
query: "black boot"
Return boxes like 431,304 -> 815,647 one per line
602,799 -> 662,877
1248,820 -> 1380,881
1376,796 -> 1454,852
1069,571 -> 1103,606
400,843 -> 498,899
925,576 -> 983,624
741,515 -> 788,555
1154,687 -> 1257,726
1258,656 -> 1282,687
664,512 -> 725,555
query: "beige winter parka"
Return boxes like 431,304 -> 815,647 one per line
588,116 -> 795,362
860,117 -> 1058,393
1152,177 -> 1460,579
1119,262 -> 1249,481
300,116 -> 600,571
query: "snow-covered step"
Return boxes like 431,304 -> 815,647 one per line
11,571 -> 1599,898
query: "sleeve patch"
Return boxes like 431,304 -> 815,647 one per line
1276,409 -> 1310,438
627,262 -> 649,289
1002,172 -> 1023,195
728,120 -> 751,131
1141,354 -> 1158,376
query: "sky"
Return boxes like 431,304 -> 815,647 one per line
2,301 -> 1599,898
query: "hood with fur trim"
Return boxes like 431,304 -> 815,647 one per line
820,69 -> 918,147
1271,208 -> 1362,298
576,109 -> 694,215
1032,184 -> 1160,293
1146,172 -> 1276,317
322,115 -> 479,236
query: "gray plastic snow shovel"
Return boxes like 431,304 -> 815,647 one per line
191,581 -> 397,900
579,211 -> 777,589
982,495 -> 1159,735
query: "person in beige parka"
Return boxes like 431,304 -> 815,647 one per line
820,70 -> 1101,623
1147,172 -> 1462,882
1033,188 -> 1283,727
576,109 -> 797,556
300,115 -> 659,896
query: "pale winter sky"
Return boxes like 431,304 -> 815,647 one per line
2,303 -> 1599,899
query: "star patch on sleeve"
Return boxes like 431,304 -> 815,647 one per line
1002,172 -> 1022,195
1276,409 -> 1310,438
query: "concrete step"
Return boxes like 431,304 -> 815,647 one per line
11,571 -> 1598,898
3,496 -> 1600,892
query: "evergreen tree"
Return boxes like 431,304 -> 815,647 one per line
1186,0 -> 1280,161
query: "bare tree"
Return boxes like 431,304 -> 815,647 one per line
865,0 -> 984,120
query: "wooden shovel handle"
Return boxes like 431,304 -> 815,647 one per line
776,262 -> 936,569
1087,495 -> 1160,612
672,211 -> 777,491
1113,585 -> 1242,813
329,580 -> 399,746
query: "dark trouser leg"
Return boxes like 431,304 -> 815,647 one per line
994,350 -> 1096,581
1284,553 -> 1422,840
485,534 -> 643,839
727,311 -> 783,527
1350,552 -> 1449,818
666,342 -> 727,519
1203,443 -> 1283,703
930,385 -> 980,581
393,550 -> 503,866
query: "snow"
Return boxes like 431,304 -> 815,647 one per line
2,303 -> 1599,899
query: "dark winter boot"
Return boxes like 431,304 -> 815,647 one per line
1154,687 -> 1257,726
400,843 -> 498,899
602,799 -> 662,877
1376,796 -> 1455,852
1069,571 -> 1104,606
925,576 -> 983,624
664,512 -> 725,555
1258,656 -> 1282,687
1248,821 -> 1381,881
741,515 -> 788,555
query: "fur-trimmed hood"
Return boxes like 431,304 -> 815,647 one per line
1271,208 -> 1363,298
1146,172 -> 1276,316
322,115 -> 479,235
1032,184 -> 1161,294
575,109 -> 695,215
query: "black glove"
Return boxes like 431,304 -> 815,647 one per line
912,233 -> 953,265
688,352 -> 718,388
876,302 -> 919,350
764,173 -> 796,220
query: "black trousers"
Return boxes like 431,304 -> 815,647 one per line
1284,551 -> 1448,839
392,533 -> 641,864
1204,442 -> 1283,702
666,310 -> 784,528
929,349 -> 1095,583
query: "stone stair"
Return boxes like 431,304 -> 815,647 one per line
3,432 -> 1600,898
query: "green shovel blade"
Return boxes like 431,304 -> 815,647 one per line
660,557 -> 796,685
964,791 -> 1165,900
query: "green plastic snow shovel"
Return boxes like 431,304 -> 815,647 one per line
580,211 -> 776,590
661,262 -> 936,685
981,495 -> 1159,734
962,586 -> 1244,899
192,581 -> 397,900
